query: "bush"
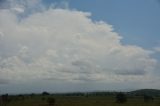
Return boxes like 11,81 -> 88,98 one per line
1,94 -> 9,106
116,92 -> 127,103
144,95 -> 154,102
47,97 -> 55,106
42,91 -> 50,96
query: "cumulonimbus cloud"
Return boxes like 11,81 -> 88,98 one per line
0,0 -> 157,84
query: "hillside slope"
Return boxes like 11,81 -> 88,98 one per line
128,89 -> 160,96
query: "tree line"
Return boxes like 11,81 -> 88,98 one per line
0,91 -> 155,106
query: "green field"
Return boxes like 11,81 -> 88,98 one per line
4,95 -> 160,106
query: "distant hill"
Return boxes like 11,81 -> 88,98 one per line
128,89 -> 160,97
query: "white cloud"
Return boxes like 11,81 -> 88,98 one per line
0,1 -> 157,84
11,7 -> 25,13
0,31 -> 4,38
154,47 -> 160,52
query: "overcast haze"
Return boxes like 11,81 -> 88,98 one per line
0,0 -> 160,94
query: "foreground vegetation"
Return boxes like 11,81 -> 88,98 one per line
1,89 -> 160,106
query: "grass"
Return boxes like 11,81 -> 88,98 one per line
5,95 -> 160,106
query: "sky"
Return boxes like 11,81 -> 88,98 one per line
0,0 -> 160,94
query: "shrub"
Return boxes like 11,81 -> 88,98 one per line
1,94 -> 9,106
116,92 -> 127,103
42,91 -> 50,96
144,95 -> 154,102
47,97 -> 55,106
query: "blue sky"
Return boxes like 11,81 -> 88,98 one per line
0,0 -> 160,93
44,0 -> 160,49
